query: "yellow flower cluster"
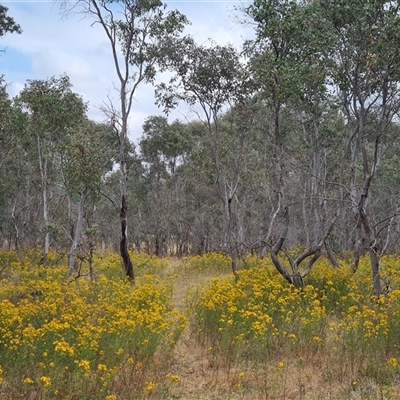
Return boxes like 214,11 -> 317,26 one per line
40,376 -> 51,387
193,254 -> 400,363
145,381 -> 155,391
388,357 -> 398,368
0,250 -> 186,397
2,250 -> 400,397
166,373 -> 180,383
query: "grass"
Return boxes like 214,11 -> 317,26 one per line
1,250 -> 400,399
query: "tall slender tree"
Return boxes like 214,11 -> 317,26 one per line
60,0 -> 189,279
243,0 -> 340,283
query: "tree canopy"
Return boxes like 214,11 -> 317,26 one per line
0,5 -> 21,38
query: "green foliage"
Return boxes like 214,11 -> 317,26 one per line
244,0 -> 329,108
61,121 -> 116,202
0,5 -> 21,38
17,75 -> 87,138
109,0 -> 189,84
140,115 -> 192,178
156,40 -> 249,114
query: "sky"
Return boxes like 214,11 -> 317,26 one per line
0,0 -> 254,143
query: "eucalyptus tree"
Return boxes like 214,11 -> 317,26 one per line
318,0 -> 400,294
60,0 -> 189,279
244,0 -> 400,293
139,116 -> 172,256
16,75 -> 87,264
167,120 -> 218,255
156,40 -> 251,276
243,0 -> 341,284
244,0 -> 316,231
0,80 -> 13,245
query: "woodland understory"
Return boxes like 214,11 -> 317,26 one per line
1,251 -> 400,400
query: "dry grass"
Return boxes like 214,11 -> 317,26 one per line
166,331 -> 400,399
158,259 -> 400,400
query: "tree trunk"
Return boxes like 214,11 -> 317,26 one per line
369,247 -> 383,296
68,189 -> 87,277
11,200 -> 19,251
270,207 -> 293,284
118,74 -> 134,279
325,241 -> 339,268
37,136 -> 50,265
120,193 -> 134,279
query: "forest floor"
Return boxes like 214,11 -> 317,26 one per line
159,260 -> 400,400
2,252 -> 400,400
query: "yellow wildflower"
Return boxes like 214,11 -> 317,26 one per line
40,376 -> 51,387
145,381 -> 155,391
97,364 -> 107,372
77,359 -> 91,376
388,358 -> 398,368
313,335 -> 323,344
166,373 -> 180,383
276,361 -> 285,370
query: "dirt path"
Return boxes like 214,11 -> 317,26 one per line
163,261 -> 249,399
